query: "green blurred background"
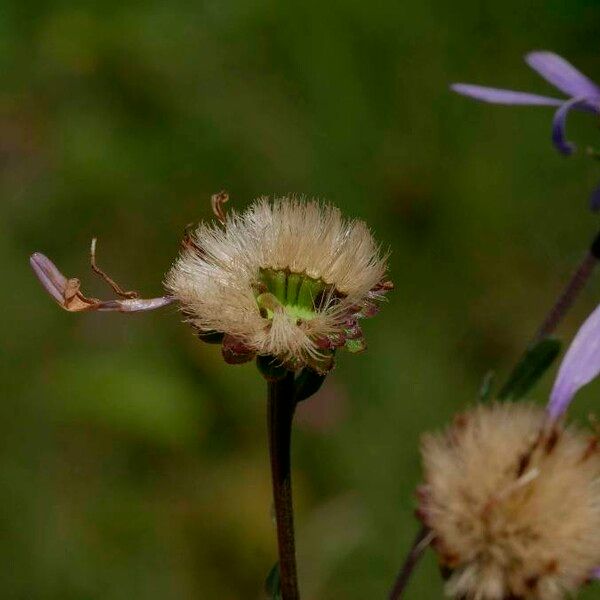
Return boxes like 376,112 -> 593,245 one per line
4,0 -> 600,598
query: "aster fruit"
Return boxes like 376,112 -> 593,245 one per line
419,402 -> 600,600
166,197 -> 390,373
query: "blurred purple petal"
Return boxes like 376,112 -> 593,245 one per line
590,181 -> 600,212
526,51 -> 600,99
548,303 -> 600,419
591,567 -> 600,579
451,83 -> 562,106
551,97 -> 591,155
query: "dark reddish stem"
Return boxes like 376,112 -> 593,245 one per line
533,250 -> 597,342
267,372 -> 299,600
531,229 -> 600,342
388,525 -> 431,600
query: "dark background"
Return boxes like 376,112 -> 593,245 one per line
3,1 -> 600,598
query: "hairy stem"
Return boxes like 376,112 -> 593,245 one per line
388,525 -> 431,600
267,371 -> 299,600
533,229 -> 600,342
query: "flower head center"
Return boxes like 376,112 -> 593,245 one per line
255,268 -> 332,322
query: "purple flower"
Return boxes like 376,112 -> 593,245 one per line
452,51 -> 600,209
548,302 -> 600,419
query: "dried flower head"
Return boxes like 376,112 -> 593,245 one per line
165,197 -> 390,372
418,402 -> 600,600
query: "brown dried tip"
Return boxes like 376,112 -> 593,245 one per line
374,279 -> 394,292
180,223 -> 204,255
90,238 -> 139,299
30,252 -> 173,313
211,190 -> 229,225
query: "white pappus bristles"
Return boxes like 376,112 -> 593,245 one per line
165,197 -> 390,371
419,403 -> 600,600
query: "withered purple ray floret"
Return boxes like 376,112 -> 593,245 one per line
548,302 -> 600,419
452,50 -> 600,207
30,251 -> 68,305
30,252 -> 173,313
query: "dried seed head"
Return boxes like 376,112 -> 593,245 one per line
419,403 -> 600,600
165,197 -> 390,371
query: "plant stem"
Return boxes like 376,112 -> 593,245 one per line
532,229 -> 600,343
267,371 -> 299,600
533,251 -> 597,342
388,525 -> 431,600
